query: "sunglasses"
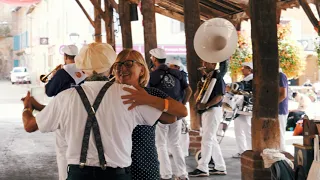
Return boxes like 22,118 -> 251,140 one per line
113,60 -> 141,71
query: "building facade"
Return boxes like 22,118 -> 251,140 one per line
5,0 -> 320,85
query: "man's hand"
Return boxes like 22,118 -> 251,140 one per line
22,92 -> 33,110
226,85 -> 231,92
197,103 -> 207,110
200,69 -> 207,76
21,95 -> 44,111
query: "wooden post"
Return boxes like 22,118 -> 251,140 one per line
235,20 -> 242,31
183,0 -> 201,131
105,0 -> 115,49
119,0 -> 133,48
241,1 -> 293,179
141,0 -> 157,68
94,0 -> 102,42
250,0 -> 279,153
276,9 -> 282,24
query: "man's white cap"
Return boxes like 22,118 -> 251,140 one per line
242,62 -> 253,69
166,59 -> 186,71
62,45 -> 78,56
149,48 -> 166,59
75,43 -> 116,74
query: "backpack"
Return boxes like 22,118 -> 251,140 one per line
270,160 -> 295,180
152,68 -> 184,102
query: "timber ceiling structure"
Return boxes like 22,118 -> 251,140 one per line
152,0 -> 317,24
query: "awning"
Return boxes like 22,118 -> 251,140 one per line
0,0 -> 41,6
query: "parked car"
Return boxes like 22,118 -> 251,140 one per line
10,67 -> 31,84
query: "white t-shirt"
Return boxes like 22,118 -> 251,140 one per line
63,63 -> 86,85
36,82 -> 162,168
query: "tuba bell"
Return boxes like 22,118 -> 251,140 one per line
194,18 -> 238,104
40,64 -> 63,83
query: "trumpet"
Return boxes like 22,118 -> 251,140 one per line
40,64 -> 63,83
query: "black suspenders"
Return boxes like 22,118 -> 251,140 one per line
75,82 -> 113,170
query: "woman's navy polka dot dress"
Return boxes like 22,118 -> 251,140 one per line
131,87 -> 169,180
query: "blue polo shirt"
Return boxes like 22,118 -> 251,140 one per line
148,64 -> 188,102
279,72 -> 288,115
206,71 -> 226,108
45,69 -> 76,97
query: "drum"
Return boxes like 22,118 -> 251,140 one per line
237,105 -> 253,115
222,93 -> 244,112
237,94 -> 253,116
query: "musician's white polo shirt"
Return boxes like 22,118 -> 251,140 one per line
36,82 -> 162,168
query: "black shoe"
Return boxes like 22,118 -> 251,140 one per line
209,168 -> 227,175
188,169 -> 209,177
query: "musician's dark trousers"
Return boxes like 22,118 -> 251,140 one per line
67,165 -> 131,180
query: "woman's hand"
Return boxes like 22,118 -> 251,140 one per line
121,86 -> 151,110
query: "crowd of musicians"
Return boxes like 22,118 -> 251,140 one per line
21,42 -> 289,180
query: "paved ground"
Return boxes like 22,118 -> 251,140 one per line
0,80 -> 304,180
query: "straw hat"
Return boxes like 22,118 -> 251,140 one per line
75,43 -> 116,74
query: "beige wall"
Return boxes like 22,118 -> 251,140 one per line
298,54 -> 319,85
11,0 -> 187,85
0,3 -> 15,78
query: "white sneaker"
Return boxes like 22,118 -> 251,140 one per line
232,153 -> 241,158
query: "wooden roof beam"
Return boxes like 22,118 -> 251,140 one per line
314,0 -> 320,19
214,0 -> 244,11
75,0 -> 94,27
155,6 -> 184,22
199,1 -> 225,17
108,0 -> 119,12
225,0 -> 248,6
155,5 -> 209,22
277,0 -> 299,9
126,0 -> 140,4
298,0 -> 319,31
158,0 -> 184,14
207,0 -> 243,14
90,0 -> 108,22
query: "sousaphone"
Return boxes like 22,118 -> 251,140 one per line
194,18 -> 238,104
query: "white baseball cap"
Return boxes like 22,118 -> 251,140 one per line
149,48 -> 166,59
75,43 -> 117,74
62,45 -> 78,56
166,59 -> 186,71
242,62 -> 253,69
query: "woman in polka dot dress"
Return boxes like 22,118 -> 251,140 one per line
111,49 -> 188,180
131,87 -> 169,180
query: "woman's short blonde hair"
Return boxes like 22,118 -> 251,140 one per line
111,49 -> 150,87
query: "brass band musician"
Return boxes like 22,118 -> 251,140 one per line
227,62 -> 253,158
45,45 -> 86,97
189,60 -> 227,177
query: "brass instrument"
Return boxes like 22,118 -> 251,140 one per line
196,70 -> 215,104
193,18 -> 237,107
40,64 -> 63,83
